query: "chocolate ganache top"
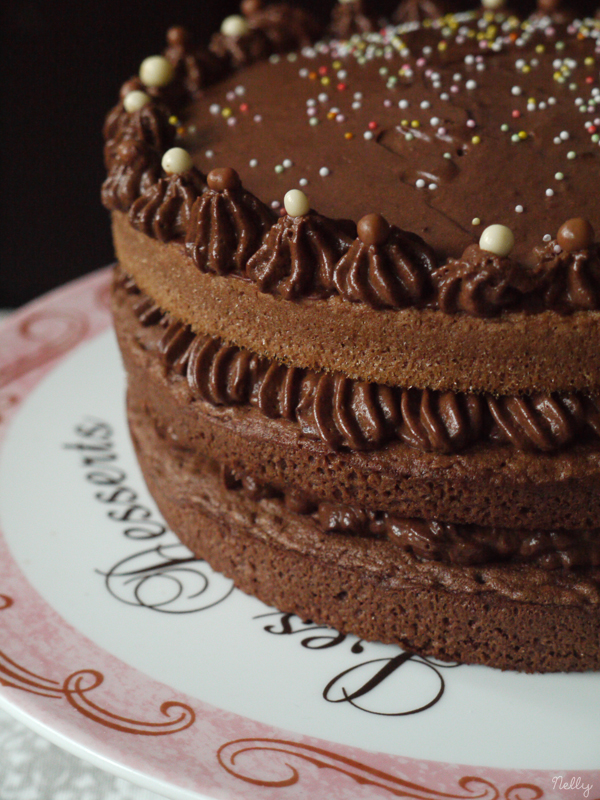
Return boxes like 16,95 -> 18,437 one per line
179,11 -> 600,267
103,6 -> 600,320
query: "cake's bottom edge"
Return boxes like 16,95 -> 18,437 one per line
128,400 -> 600,674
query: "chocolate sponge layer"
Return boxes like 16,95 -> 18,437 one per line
127,398 -> 600,673
112,211 -> 600,396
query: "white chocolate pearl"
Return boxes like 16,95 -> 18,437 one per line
479,224 -> 515,257
221,15 -> 249,38
482,0 -> 505,8
161,147 -> 193,175
284,189 -> 310,218
123,90 -> 151,113
139,55 -> 174,88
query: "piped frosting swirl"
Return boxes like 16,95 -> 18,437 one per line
185,169 -> 275,275
129,168 -> 206,242
246,210 -> 355,298
102,140 -> 162,213
334,216 -> 437,308
432,244 -> 524,317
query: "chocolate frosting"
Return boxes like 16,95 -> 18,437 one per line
385,517 -> 600,571
164,26 -> 227,96
334,225 -> 437,308
185,183 -> 275,275
432,244 -> 524,317
101,140 -> 162,213
119,273 -> 600,455
103,99 -> 174,163
129,168 -> 206,242
209,27 -> 272,69
329,0 -> 376,39
393,0 -> 446,22
221,461 -> 600,574
531,240 -> 600,313
396,388 -> 485,453
103,10 -> 600,317
245,2 -> 323,52
246,211 -> 355,298
103,11 -> 600,317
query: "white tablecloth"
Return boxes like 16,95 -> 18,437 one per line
0,707 -> 168,800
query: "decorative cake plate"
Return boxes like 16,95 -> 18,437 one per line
0,268 -> 599,800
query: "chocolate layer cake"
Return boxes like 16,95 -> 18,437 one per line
103,1 -> 600,671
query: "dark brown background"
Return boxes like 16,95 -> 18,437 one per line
1,0 -> 592,307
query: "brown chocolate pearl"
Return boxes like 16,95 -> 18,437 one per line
357,213 -> 390,247
207,167 -> 241,192
166,26 -> 189,48
241,0 -> 263,16
557,218 -> 595,253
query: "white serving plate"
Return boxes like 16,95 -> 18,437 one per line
0,268 -> 598,800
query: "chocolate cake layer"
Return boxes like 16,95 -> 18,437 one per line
106,6 -> 600,672
127,396 -> 600,672
113,211 -> 600,395
113,273 -> 600,530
